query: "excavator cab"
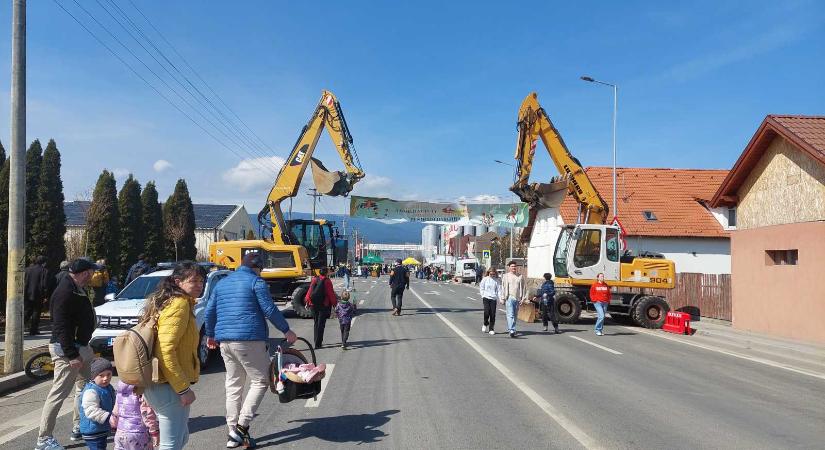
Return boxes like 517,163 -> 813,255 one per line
553,224 -> 621,283
286,219 -> 339,272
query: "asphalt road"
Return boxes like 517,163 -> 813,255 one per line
1,277 -> 824,449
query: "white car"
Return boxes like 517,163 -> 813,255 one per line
89,268 -> 230,369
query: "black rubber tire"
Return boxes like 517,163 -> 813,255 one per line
554,293 -> 582,323
291,285 -> 313,319
632,296 -> 670,329
25,351 -> 53,380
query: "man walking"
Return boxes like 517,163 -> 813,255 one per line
125,253 -> 151,284
500,262 -> 528,338
305,267 -> 337,349
205,253 -> 297,449
35,258 -> 99,450
24,255 -> 50,336
389,259 -> 410,316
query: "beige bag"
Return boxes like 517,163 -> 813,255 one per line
113,316 -> 158,392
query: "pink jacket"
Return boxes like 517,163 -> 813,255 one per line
110,381 -> 159,437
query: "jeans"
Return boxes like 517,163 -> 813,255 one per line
594,302 -> 607,333
482,298 -> 497,330
312,305 -> 331,348
506,297 -> 519,333
343,275 -> 350,290
340,322 -> 351,345
143,383 -> 190,450
84,436 -> 107,450
391,286 -> 405,311
219,341 -> 270,429
38,344 -> 94,438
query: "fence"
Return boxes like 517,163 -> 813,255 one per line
649,272 -> 731,321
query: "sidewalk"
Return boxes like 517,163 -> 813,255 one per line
0,326 -> 52,357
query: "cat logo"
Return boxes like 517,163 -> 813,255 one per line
289,144 -> 309,166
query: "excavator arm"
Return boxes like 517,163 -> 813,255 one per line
511,92 -> 609,224
262,90 -> 365,244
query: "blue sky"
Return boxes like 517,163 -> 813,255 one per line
0,1 -> 822,215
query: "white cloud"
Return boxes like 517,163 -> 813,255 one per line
153,159 -> 173,173
456,194 -> 504,204
351,174 -> 393,196
111,168 -> 131,180
221,156 -> 284,192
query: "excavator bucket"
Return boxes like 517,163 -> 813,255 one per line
310,157 -> 354,196
513,177 -> 569,209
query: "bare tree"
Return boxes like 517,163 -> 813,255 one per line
165,217 -> 187,261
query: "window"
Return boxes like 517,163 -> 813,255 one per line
642,211 -> 657,221
574,229 -> 602,268
766,249 -> 798,266
727,207 -> 737,227
606,228 -> 619,262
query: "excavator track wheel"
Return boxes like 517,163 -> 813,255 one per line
631,296 -> 669,329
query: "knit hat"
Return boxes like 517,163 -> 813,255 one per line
89,357 -> 113,378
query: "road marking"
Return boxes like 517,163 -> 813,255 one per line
625,327 -> 825,382
410,289 -> 598,449
467,297 -> 477,301
305,363 -> 335,407
448,289 -> 456,293
569,336 -> 623,355
358,299 -> 364,305
0,384 -> 78,445
498,308 -> 506,313
422,291 -> 440,295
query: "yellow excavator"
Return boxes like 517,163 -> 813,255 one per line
209,90 -> 365,318
511,92 -> 675,328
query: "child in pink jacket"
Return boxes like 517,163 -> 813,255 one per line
110,381 -> 159,450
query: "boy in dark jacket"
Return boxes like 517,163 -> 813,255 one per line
537,273 -> 559,334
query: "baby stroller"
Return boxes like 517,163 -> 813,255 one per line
269,337 -> 324,403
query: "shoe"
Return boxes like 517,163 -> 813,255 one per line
543,326 -> 548,332
226,434 -> 240,448
554,328 -> 560,334
35,436 -> 64,450
509,331 -> 515,338
595,330 -> 603,336
482,325 -> 488,333
229,424 -> 256,449
488,330 -> 495,335
391,308 -> 397,315
70,427 -> 81,442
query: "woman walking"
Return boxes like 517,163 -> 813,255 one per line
589,273 -> 611,336
138,262 -> 203,449
478,268 -> 500,335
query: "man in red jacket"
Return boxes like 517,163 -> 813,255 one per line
305,268 -> 338,349
589,273 -> 611,336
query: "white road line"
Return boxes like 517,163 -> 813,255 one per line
0,385 -> 76,445
305,363 -> 335,407
467,297 -> 477,301
624,326 -> 825,382
410,289 -> 598,449
498,308 -> 506,313
448,289 -> 456,293
569,336 -> 623,355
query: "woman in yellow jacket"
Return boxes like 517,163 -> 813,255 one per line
138,261 -> 203,450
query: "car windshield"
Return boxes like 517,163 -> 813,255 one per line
464,263 -> 477,270
116,276 -> 163,300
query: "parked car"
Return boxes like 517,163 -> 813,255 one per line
89,268 -> 231,369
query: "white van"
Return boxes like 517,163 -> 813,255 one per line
456,258 -> 479,283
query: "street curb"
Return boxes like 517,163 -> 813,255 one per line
0,371 -> 39,396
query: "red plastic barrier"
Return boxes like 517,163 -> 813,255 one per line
662,311 -> 692,335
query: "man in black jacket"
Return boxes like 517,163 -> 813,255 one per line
24,255 -> 50,335
36,258 -> 99,450
389,259 -> 410,316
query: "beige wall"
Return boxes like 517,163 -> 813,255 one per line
736,137 -> 825,230
731,221 -> 825,343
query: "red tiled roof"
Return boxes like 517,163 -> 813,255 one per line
711,115 -> 825,207
559,167 -> 729,238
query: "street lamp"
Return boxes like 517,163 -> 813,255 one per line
580,75 -> 618,218
493,160 -> 517,260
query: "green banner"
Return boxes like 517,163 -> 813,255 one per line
349,196 -> 529,227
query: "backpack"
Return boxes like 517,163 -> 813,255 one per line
309,277 -> 326,305
113,315 -> 157,392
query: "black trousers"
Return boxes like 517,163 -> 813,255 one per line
312,305 -> 331,348
340,322 -> 351,345
482,298 -> 497,330
540,301 -> 559,329
391,286 -> 405,311
24,299 -> 43,334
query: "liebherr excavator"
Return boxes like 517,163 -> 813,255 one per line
510,92 -> 675,328
209,90 -> 365,318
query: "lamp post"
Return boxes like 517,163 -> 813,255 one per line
580,75 -> 618,218
493,160 -> 516,260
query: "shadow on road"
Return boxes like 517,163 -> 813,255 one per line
256,409 -> 399,447
189,415 -> 228,433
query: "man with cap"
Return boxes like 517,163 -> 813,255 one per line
388,259 -> 410,316
205,252 -> 296,449
36,258 -> 100,450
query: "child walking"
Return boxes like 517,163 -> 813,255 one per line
80,358 -> 116,450
110,381 -> 160,450
336,290 -> 357,349
538,273 -> 560,334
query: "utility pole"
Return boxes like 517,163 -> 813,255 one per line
5,0 -> 26,374
306,188 -> 321,220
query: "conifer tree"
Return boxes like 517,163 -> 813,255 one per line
86,170 -> 120,273
141,181 -> 164,264
118,175 -> 143,276
163,179 -> 196,261
25,139 -> 43,253
0,142 -> 9,306
30,139 -> 67,273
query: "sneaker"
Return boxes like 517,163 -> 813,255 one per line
70,427 -> 81,442
554,327 -> 560,334
595,330 -> 603,336
488,330 -> 495,335
482,325 -> 488,333
543,326 -> 548,332
229,424 -> 256,449
509,331 -> 516,338
35,436 -> 64,450
226,434 -> 240,448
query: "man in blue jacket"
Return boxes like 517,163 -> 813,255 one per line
205,253 -> 296,449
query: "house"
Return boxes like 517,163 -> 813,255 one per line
711,115 -> 825,343
62,201 -> 255,261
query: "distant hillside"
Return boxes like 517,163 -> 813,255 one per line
248,213 -> 425,244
